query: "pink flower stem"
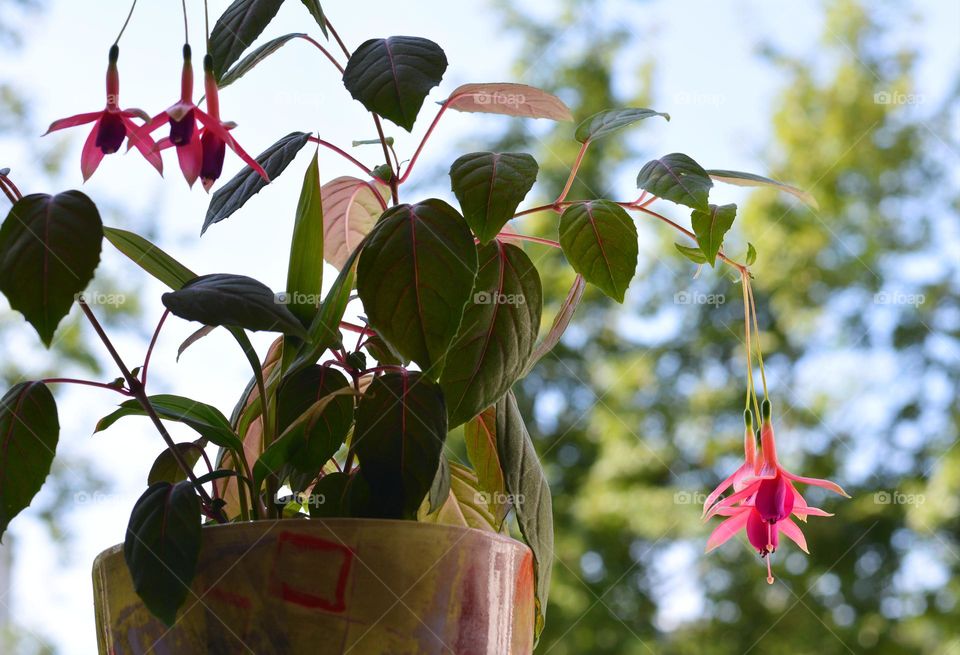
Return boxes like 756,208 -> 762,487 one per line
495,232 -> 561,249
140,309 -> 169,388
324,18 -> 352,59
297,34 -> 345,74
339,321 -> 376,336
398,97 -> 459,185
308,136 -> 372,175
512,202 -> 562,218
0,174 -> 23,202
556,141 -> 590,203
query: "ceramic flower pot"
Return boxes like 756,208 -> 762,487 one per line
92,519 -> 536,654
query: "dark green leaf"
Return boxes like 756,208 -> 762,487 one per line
746,242 -> 757,266
342,36 -> 448,131
464,406 -> 506,520
308,472 -> 351,518
675,243 -> 708,265
357,200 -> 478,375
0,191 -> 102,345
446,83 -> 573,121
204,131 -> 312,232
558,200 -> 638,302
96,395 -> 242,452
148,440 -> 207,486
707,169 -> 817,208
495,391 -> 552,640
364,334 -> 407,366
162,274 -> 308,339
219,33 -> 306,88
575,107 -> 669,143
103,226 -> 195,289
427,453 -> 451,514
690,203 -> 737,267
524,274 -> 585,376
0,382 -> 58,540
124,481 -> 201,626
440,241 -> 542,426
636,153 -> 713,211
449,152 -> 538,244
353,372 -> 447,518
286,150 -> 324,324
298,0 -> 328,38
209,0 -> 284,79
177,325 -> 218,362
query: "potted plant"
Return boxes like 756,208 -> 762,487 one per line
0,1 -> 847,653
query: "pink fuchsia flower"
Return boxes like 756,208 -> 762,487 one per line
137,46 -> 268,190
43,45 -> 162,181
701,410 -> 760,518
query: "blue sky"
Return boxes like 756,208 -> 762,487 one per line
0,1 -> 957,652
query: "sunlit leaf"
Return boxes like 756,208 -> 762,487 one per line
286,150 -> 324,323
524,274 -> 585,375
320,176 -> 388,270
558,200 -> 638,302
690,203 -> 737,267
575,107 -> 669,143
446,83 -> 573,121
707,169 -> 818,209
636,153 -> 713,211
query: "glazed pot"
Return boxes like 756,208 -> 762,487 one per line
92,519 -> 535,654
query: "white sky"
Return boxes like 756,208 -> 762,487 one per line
0,1 -> 956,653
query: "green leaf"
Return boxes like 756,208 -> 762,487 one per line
342,36 -> 448,131
298,0 -> 328,38
690,203 -> 737,267
495,391 -> 553,641
124,481 -> 201,626
427,453 -> 451,514
524,274 -> 585,376
103,226 -> 195,289
558,201 -> 638,302
575,107 -> 670,143
636,153 -> 713,211
162,274 -> 308,339
464,406 -> 507,521
320,176 -> 388,270
357,200 -> 478,375
96,395 -> 242,452
147,441 -> 207,486
449,152 -> 539,244
308,472 -> 351,518
675,243 -> 708,265
364,334 -> 407,366
0,382 -> 58,540
440,241 -> 542,427
285,150 -> 324,324
418,461 -> 502,532
445,83 -> 573,121
746,242 -> 757,266
0,191 -> 102,346
219,33 -> 306,88
204,131 -> 312,233
353,372 -> 447,518
707,169 -> 818,209
209,0 -> 284,80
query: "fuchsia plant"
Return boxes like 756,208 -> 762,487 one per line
0,0 -> 845,639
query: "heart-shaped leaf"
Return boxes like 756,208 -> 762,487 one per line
445,83 -> 573,121
440,241 -> 542,427
0,191 -> 102,346
103,227 -> 194,289
524,274 -> 585,376
204,131 -> 312,232
96,395 -> 242,452
353,372 -> 447,518
636,153 -> 713,211
464,406 -> 506,521
707,169 -> 818,209
342,36 -> 448,131
320,176 -> 388,270
495,391 -> 552,641
209,0 -> 284,79
449,152 -> 539,244
674,243 -> 708,265
575,107 -> 669,143
299,0 -> 328,38
0,382 -> 58,540
357,200 -> 478,375
691,203 -> 737,267
285,151 -> 324,324
219,33 -> 306,88
162,274 -> 308,339
124,481 -> 201,626
147,441 -> 207,486
558,200 -> 638,302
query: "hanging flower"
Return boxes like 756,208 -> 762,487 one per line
136,46 -> 268,189
44,45 -> 162,181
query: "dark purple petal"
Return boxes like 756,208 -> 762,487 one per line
200,131 -> 226,187
755,473 -> 795,523
169,109 -> 195,146
95,112 -> 127,154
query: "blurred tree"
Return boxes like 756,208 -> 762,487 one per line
483,0 -> 959,653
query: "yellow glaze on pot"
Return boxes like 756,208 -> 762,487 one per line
93,519 -> 535,654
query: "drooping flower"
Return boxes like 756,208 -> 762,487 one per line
136,46 -> 268,189
44,45 -> 162,181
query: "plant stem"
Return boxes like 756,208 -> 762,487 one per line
372,114 -> 398,204
746,278 -> 769,400
339,321 -> 375,336
298,35 -> 345,73
41,378 -> 131,395
308,136 -> 371,175
78,299 -> 225,522
140,309 -> 169,387
398,98 -> 454,185
495,232 -> 561,248
113,0 -> 138,45
556,141 -> 589,203
180,0 -> 188,45
512,202 -> 561,218
634,205 -> 747,273
325,18 -> 351,59
0,174 -> 22,202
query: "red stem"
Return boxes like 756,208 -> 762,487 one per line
495,232 -> 561,248
42,378 -> 131,395
339,321 -> 375,336
398,96 -> 462,185
556,141 -> 589,203
298,34 -> 345,73
512,202 -> 561,218
308,136 -> 372,175
324,18 -> 351,59
141,309 -> 169,387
